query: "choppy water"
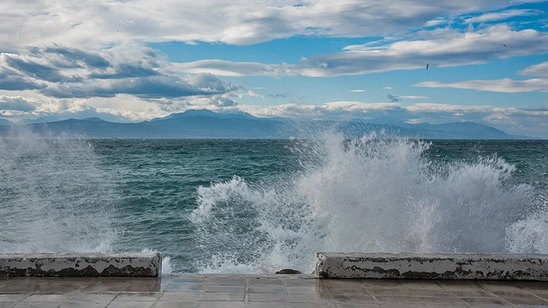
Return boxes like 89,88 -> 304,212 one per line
1,128 -> 547,274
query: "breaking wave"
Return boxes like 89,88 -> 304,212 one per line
191,132 -> 547,273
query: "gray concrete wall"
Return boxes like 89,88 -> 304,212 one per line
316,252 -> 548,281
0,253 -> 161,277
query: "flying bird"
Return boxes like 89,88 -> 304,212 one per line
503,44 -> 507,47
426,63 -> 430,70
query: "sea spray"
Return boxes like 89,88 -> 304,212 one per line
191,132 -> 546,274
506,207 -> 548,253
191,176 -> 305,273
141,248 -> 173,274
0,127 -> 118,253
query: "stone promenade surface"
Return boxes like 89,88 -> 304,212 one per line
1,274 -> 547,307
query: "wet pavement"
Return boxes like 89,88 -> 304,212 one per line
0,274 -> 547,307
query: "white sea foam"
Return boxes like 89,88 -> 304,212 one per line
192,132 -> 547,274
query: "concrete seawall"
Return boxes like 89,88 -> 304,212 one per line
0,253 -> 161,277
315,252 -> 548,280
3,252 -> 547,280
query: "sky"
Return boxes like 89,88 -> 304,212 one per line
0,0 -> 547,138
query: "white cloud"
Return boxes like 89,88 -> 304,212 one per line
298,25 -> 548,75
415,61 -> 548,93
519,61 -> 548,78
1,0 -> 542,50
324,101 -> 399,111
424,18 -> 447,27
401,95 -> 428,99
416,78 -> 548,93
173,26 -> 548,77
405,103 -> 492,113
172,60 -> 296,77
237,103 -> 324,118
464,9 -> 541,24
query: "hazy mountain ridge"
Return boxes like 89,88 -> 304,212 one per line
153,109 -> 257,120
0,110 -> 529,139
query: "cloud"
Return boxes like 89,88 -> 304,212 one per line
464,9 -> 542,24
191,94 -> 239,107
2,0 -> 538,49
174,26 -> 548,77
417,78 -> 548,93
401,95 -> 427,99
172,60 -> 296,77
42,76 -> 224,99
185,73 -> 241,94
89,65 -> 160,79
4,56 -> 71,83
519,61 -> 548,78
416,61 -> 548,93
0,96 -> 36,112
323,101 -> 400,112
43,46 -> 111,69
0,66 -> 45,91
1,45 -> 242,99
295,26 -> 548,76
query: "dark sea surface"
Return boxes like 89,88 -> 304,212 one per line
1,131 -> 547,274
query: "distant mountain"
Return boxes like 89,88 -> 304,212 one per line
368,117 -> 407,126
154,109 -> 257,121
0,110 -> 528,139
427,122 -> 511,139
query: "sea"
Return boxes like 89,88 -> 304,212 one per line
1,128 -> 547,274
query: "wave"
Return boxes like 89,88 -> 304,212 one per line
191,132 -> 547,274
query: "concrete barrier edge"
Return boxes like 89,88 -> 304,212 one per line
0,253 -> 161,277
315,252 -> 548,281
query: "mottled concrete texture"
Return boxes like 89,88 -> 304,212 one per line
0,253 -> 161,277
315,252 -> 548,281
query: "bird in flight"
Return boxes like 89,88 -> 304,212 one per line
503,44 -> 507,47
426,63 -> 430,70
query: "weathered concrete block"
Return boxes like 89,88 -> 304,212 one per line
315,252 -> 548,281
0,253 -> 161,277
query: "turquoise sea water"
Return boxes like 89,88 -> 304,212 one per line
1,130 -> 547,274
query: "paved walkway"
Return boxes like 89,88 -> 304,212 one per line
0,274 -> 547,307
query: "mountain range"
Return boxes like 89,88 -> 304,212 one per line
0,109 -> 528,139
